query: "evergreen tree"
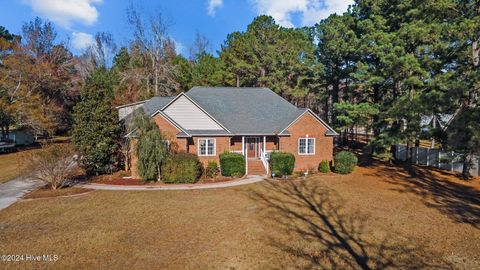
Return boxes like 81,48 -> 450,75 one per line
191,52 -> 225,87
441,0 -> 480,178
72,68 -> 122,174
220,15 -> 318,103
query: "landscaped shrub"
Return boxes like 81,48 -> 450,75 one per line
334,151 -> 358,174
219,152 -> 245,177
318,160 -> 331,173
205,161 -> 219,179
162,153 -> 203,183
270,152 -> 295,176
23,144 -> 79,190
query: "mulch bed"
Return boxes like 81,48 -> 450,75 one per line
24,187 -> 93,199
92,175 -> 239,186
92,177 -> 148,185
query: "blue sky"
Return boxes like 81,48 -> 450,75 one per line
0,0 -> 353,56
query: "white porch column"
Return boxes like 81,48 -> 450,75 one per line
263,136 -> 266,153
263,135 -> 268,175
241,136 -> 245,156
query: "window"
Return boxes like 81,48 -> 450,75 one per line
198,138 -> 215,156
298,138 -> 315,155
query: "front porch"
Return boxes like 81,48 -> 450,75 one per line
230,136 -> 279,175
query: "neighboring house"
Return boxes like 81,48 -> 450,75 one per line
116,100 -> 147,121
7,128 -> 35,146
119,87 -> 338,176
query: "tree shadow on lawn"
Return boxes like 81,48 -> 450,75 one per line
247,180 -> 450,270
365,163 -> 480,229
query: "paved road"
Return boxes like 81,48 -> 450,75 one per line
80,175 -> 265,191
0,178 -> 43,211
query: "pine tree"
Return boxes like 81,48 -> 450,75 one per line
72,68 -> 122,174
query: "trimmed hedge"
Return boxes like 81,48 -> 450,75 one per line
334,151 -> 357,174
270,152 -> 295,176
318,160 -> 331,173
162,153 -> 203,183
219,152 -> 245,177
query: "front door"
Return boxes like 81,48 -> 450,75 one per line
246,137 -> 258,159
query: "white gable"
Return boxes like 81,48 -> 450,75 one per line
163,95 -> 224,130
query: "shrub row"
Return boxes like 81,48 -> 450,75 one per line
148,150 -> 357,183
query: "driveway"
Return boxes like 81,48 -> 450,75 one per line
0,177 -> 43,211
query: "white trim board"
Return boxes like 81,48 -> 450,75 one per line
280,109 -> 338,136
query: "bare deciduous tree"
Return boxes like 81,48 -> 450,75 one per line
189,32 -> 211,61
126,4 -> 179,96
23,144 -> 79,190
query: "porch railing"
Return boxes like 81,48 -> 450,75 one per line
259,149 -> 269,175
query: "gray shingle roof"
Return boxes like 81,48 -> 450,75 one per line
122,87 -> 337,137
123,96 -> 175,128
142,96 -> 175,116
185,87 -> 305,134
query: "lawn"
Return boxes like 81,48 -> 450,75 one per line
0,137 -> 70,184
0,162 -> 479,269
0,151 -> 29,184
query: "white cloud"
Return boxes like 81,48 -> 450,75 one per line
22,0 -> 103,28
172,39 -> 185,55
302,0 -> 353,26
251,0 -> 353,27
71,32 -> 95,50
207,0 -> 223,16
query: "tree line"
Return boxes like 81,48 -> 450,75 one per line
0,0 -> 478,177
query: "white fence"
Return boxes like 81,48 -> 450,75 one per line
393,145 -> 480,177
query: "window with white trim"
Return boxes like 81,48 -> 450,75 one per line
298,138 -> 315,155
198,138 -> 216,156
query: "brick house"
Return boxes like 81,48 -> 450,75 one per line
118,87 -> 338,177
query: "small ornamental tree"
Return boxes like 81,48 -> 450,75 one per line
72,68 -> 122,174
134,110 -> 169,181
23,144 -> 79,190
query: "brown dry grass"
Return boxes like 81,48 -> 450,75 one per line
0,151 -> 26,184
0,162 -> 478,269
0,145 -> 44,184
0,137 -> 71,184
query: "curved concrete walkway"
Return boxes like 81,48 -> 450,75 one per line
0,177 -> 43,211
79,175 -> 265,191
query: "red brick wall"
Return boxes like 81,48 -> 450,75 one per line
186,136 -> 231,166
131,114 -> 188,178
279,112 -> 334,172
130,111 -> 333,177
153,114 -> 187,152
